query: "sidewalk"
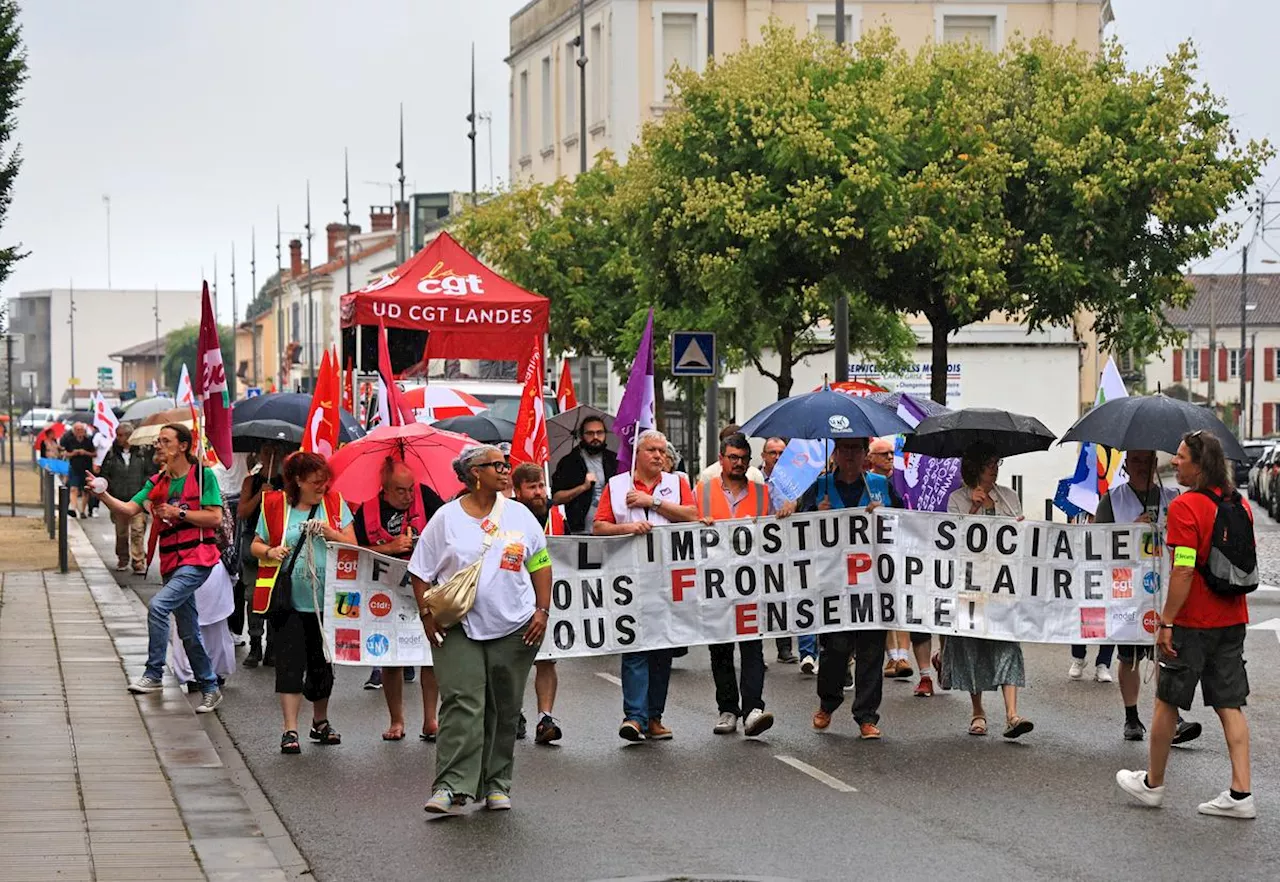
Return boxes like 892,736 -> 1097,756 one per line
0,520 -> 308,882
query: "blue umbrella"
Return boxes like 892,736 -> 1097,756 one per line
740,387 -> 913,440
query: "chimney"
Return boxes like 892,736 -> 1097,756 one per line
289,239 -> 303,277
326,223 -> 345,262
370,206 -> 394,233
396,200 -> 410,234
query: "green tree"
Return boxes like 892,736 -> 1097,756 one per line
623,28 -> 915,400
835,33 -> 1270,402
0,1 -> 27,289
162,324 -> 236,399
244,270 -> 282,321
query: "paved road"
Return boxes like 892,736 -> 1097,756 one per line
81,513 -> 1280,882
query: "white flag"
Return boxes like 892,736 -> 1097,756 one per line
176,364 -> 195,407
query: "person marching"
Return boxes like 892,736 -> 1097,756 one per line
1093,449 -> 1201,745
550,415 -> 616,534
512,462 -> 566,744
99,422 -> 149,574
1117,432 -> 1257,819
92,424 -> 225,712
354,460 -> 445,743
799,437 -> 892,739
696,432 -> 775,738
250,452 -> 356,754
237,443 -> 285,668
409,445 -> 552,814
595,429 -> 700,742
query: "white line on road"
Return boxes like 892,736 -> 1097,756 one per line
774,755 -> 858,793
595,672 -> 622,686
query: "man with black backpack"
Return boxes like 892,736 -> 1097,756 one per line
1117,431 -> 1257,819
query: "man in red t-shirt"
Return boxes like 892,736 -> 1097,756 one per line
595,429 -> 699,742
1117,431 -> 1255,820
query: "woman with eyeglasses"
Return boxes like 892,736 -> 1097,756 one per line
944,443 -> 1034,739
409,445 -> 553,814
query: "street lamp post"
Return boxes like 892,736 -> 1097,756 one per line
833,0 -> 848,384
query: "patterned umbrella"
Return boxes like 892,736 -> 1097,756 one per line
400,386 -> 488,422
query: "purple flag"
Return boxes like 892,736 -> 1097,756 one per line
613,309 -> 656,475
892,394 -> 964,512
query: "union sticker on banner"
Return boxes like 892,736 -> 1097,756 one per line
397,630 -> 430,664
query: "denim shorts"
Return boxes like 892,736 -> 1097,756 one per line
1155,624 -> 1249,710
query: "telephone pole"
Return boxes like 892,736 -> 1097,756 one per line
468,45 -> 478,205
1240,244 -> 1249,437
305,181 -> 315,387
396,104 -> 407,261
833,0 -> 848,384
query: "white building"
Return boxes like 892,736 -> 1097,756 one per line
6,287 -> 202,407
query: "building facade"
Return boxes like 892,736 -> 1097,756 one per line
508,0 -> 1113,185
1144,274 -> 1280,440
108,339 -> 166,400
7,287 -> 202,407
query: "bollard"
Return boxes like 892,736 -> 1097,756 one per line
1044,499 -> 1054,522
44,472 -> 55,539
57,485 -> 69,574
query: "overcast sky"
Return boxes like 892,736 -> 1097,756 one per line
4,0 -> 1278,326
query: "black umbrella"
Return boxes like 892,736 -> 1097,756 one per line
903,408 -> 1056,458
740,388 -> 913,440
432,414 -> 517,444
232,419 -> 303,453
58,411 -> 95,426
866,391 -> 952,420
1060,394 -> 1247,461
229,393 -> 363,444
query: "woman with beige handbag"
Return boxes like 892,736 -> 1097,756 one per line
408,445 -> 553,815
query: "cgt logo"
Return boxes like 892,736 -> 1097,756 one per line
1142,610 -> 1160,634
336,548 -> 359,580
416,261 -> 484,296
1111,567 -> 1134,599
368,593 -> 393,618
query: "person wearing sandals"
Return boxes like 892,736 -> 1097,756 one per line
250,452 -> 356,755
944,444 -> 1034,740
409,445 -> 552,815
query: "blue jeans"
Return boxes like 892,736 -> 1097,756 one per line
1071,644 -> 1115,667
621,649 -> 674,727
145,565 -> 218,693
798,634 -> 818,658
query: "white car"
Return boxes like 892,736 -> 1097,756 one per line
17,408 -> 60,436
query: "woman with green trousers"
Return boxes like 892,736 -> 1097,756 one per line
409,444 -> 552,814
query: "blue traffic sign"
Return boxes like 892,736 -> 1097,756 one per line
245,387 -> 263,398
670,332 -> 716,377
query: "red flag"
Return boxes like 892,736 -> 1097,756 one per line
304,349 -> 341,456
375,319 -> 410,427
557,359 -> 578,411
341,357 -> 354,415
511,347 -> 549,468
195,282 -> 232,465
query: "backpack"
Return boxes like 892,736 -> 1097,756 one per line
1193,489 -> 1259,597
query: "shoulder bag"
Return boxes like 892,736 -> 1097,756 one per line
424,495 -> 506,628
268,504 -> 319,616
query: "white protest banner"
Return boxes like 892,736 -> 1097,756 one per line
321,510 -> 1164,664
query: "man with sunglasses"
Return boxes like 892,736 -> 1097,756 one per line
798,437 -> 895,739
696,433 -> 775,738
551,416 -> 617,535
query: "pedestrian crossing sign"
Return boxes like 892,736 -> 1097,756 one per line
671,331 -> 716,377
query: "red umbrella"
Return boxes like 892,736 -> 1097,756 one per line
328,423 -> 471,505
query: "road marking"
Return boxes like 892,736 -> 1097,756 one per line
774,755 -> 858,793
595,672 -> 622,686
1248,617 -> 1280,645
1256,584 -> 1280,594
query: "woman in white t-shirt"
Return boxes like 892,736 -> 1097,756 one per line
409,445 -> 552,815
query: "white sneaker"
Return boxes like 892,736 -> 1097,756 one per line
127,676 -> 163,694
1095,664 -> 1114,683
1068,658 -> 1086,680
1116,769 -> 1165,807
799,656 -> 817,676
713,711 -> 737,734
743,708 -> 775,737
1198,791 -> 1256,819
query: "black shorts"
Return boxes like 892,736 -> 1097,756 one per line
909,632 -> 932,647
1117,644 -> 1155,664
67,471 -> 87,489
1155,624 -> 1249,711
271,609 -> 334,701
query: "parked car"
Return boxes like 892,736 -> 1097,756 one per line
1236,441 -> 1268,491
17,408 -> 60,437
1248,445 -> 1274,499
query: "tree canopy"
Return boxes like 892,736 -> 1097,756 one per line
0,1 -> 27,291
162,323 -> 236,399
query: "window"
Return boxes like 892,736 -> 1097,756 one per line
717,388 -> 736,425
519,70 -> 530,158
590,24 -> 604,122
942,14 -> 998,51
571,356 -> 611,409
814,13 -> 856,41
1185,349 -> 1201,381
565,39 -> 578,139
1274,348 -> 1280,381
1229,348 -> 1242,380
540,57 -> 553,151
661,13 -> 696,97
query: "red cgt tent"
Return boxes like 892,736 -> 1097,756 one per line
340,230 -> 549,364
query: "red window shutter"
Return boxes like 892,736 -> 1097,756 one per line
1219,348 -> 1229,382
1201,348 -> 1210,379
1265,403 -> 1275,437
1172,350 -> 1183,382
1247,349 -> 1255,382
1269,348 -> 1276,382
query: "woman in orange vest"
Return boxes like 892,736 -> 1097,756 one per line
92,424 -> 226,713
250,452 -> 356,755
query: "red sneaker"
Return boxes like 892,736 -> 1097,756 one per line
914,675 -> 934,697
